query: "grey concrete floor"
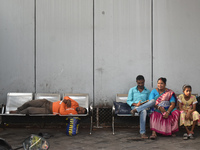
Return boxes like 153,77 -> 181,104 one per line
0,126 -> 200,150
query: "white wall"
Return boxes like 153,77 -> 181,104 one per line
0,0 -> 200,106
0,0 -> 35,104
36,0 -> 93,101
94,0 -> 151,106
153,0 -> 200,95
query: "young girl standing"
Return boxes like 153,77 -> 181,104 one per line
178,85 -> 200,139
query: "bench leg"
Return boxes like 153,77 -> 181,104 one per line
112,116 -> 115,135
0,116 -> 6,130
90,115 -> 93,135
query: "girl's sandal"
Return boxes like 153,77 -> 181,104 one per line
150,134 -> 157,140
188,133 -> 194,139
183,133 -> 188,140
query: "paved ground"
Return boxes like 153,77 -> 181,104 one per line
0,125 -> 200,150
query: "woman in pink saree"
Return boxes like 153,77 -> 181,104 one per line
149,77 -> 180,139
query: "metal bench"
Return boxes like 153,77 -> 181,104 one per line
35,93 -> 61,102
112,94 -> 138,135
1,92 -> 93,134
1,92 -> 33,116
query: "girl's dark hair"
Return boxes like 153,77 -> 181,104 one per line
182,84 -> 192,91
157,77 -> 167,84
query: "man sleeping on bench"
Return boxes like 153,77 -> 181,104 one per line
9,96 -> 87,115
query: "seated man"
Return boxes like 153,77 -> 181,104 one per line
127,75 -> 155,139
9,96 -> 87,115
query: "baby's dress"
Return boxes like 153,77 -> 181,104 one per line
178,94 -> 200,126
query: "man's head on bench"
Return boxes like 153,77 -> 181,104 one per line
76,107 -> 87,114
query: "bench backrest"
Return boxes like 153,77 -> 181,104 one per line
35,93 -> 61,102
63,93 -> 89,115
5,93 -> 33,114
116,94 -> 128,103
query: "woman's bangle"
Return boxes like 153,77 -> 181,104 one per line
166,111 -> 170,114
158,106 -> 160,109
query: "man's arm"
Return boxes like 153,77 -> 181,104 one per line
69,99 -> 79,109
59,103 -> 78,115
132,100 -> 142,107
63,97 -> 79,109
127,88 -> 134,106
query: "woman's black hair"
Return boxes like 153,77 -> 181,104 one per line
157,77 -> 167,84
182,84 -> 192,91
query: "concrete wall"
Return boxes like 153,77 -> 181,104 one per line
36,0 -> 93,98
0,0 -> 35,103
94,0 -> 151,106
0,0 -> 200,106
153,0 -> 200,95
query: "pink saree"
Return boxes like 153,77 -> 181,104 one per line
150,89 -> 180,135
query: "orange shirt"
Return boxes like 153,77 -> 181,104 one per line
52,97 -> 79,115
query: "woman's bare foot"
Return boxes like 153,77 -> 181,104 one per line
150,131 -> 157,140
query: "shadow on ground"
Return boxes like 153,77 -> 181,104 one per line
0,125 -> 200,150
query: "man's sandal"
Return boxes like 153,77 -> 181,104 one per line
130,109 -> 137,116
141,133 -> 148,139
150,134 -> 157,140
